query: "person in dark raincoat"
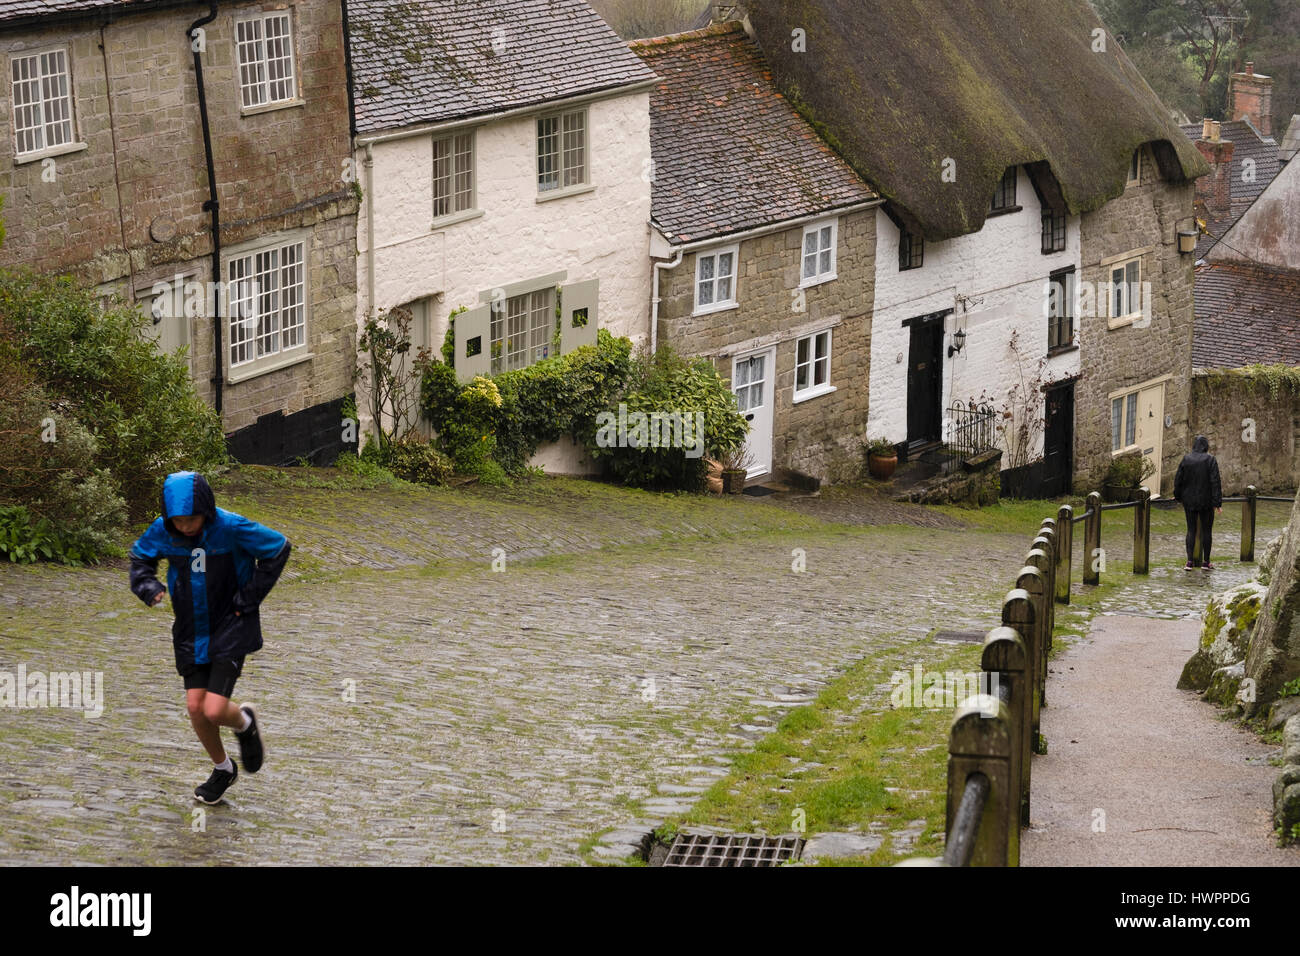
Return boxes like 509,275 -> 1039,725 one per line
1173,435 -> 1222,570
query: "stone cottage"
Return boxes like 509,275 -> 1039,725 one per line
631,22 -> 879,481
0,0 -> 359,463
347,0 -> 657,472
738,0 -> 1209,496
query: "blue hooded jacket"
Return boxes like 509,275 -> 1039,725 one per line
129,472 -> 291,674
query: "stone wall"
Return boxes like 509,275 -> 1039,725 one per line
1245,492 -> 1300,715
656,208 -> 875,481
1190,373 -> 1300,495
1076,158 -> 1198,497
0,1 -> 358,443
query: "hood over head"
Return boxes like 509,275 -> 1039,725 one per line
161,471 -> 217,536
1193,435 -> 1210,454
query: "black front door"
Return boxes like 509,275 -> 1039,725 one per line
906,319 -> 944,448
1042,381 -> 1075,496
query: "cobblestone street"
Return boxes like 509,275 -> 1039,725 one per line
0,474 -> 1289,865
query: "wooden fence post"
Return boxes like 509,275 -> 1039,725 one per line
980,626 -> 1027,862
1242,485 -> 1257,562
1034,527 -> 1056,643
1056,504 -> 1073,605
947,695 -> 1016,867
1002,586 -> 1037,826
1027,543 -> 1052,708
1083,491 -> 1102,586
1133,487 -> 1151,575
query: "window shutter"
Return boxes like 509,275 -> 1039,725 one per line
560,279 -> 599,355
454,303 -> 492,383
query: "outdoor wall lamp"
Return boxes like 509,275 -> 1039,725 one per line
1177,230 -> 1198,254
948,327 -> 966,358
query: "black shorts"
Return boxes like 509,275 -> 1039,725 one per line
182,657 -> 245,698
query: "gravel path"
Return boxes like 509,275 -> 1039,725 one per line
1022,614 -> 1300,866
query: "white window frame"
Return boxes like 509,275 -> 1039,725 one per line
225,233 -> 311,383
489,284 -> 556,375
693,244 -> 739,315
10,47 -> 83,162
1105,255 -> 1143,328
1110,388 -> 1140,454
432,129 -> 477,224
800,219 -> 838,287
536,108 -> 590,198
235,11 -> 299,113
792,328 -> 835,403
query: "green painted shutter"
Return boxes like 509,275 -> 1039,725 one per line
455,303 -> 492,382
560,278 -> 599,355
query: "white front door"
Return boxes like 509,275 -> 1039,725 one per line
1134,383 -> 1164,494
733,348 -> 775,478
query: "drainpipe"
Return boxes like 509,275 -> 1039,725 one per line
364,142 -> 375,317
189,2 -> 222,416
649,246 -> 683,354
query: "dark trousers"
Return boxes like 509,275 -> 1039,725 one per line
1184,506 -> 1215,565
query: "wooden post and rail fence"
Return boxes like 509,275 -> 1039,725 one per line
910,484 -> 1295,867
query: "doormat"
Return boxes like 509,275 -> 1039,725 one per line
742,485 -> 778,497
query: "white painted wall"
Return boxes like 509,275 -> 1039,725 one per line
357,90 -> 653,347
354,90 -> 653,473
868,167 -> 1082,462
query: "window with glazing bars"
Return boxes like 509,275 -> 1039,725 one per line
236,13 -> 296,109
1048,267 -> 1075,351
899,230 -> 924,270
433,132 -> 474,218
11,49 -> 74,156
537,111 -> 587,192
490,287 -> 554,374
227,241 -> 305,368
991,167 -> 1017,210
1041,209 -> 1066,253
1111,392 -> 1138,451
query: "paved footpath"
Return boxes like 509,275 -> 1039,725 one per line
1023,613 -> 1300,866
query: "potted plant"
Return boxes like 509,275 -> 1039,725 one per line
717,445 -> 753,494
1103,452 -> 1155,502
865,436 -> 899,480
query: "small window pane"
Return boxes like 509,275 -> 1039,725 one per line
1111,398 -> 1122,451
1125,393 -> 1137,447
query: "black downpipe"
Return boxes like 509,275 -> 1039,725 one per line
340,0 -> 357,140
189,2 -> 223,416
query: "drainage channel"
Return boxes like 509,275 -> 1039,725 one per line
659,833 -> 803,867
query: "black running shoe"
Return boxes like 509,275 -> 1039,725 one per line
236,704 -> 264,773
195,761 -> 237,804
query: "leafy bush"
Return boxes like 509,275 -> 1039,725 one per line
1105,451 -> 1155,488
0,353 -> 127,562
588,344 -> 748,491
0,504 -> 108,565
0,270 -> 226,519
420,329 -> 632,477
384,435 -> 454,485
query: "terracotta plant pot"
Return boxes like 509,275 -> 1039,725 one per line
868,453 -> 898,480
721,468 -> 747,495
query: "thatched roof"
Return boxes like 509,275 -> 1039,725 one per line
745,0 -> 1210,240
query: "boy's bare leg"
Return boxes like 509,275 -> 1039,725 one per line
186,688 -> 227,763
202,692 -> 247,730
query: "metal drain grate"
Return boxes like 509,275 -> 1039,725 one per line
662,833 -> 802,867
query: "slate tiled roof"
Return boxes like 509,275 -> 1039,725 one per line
1180,119 -> 1282,258
630,22 -> 877,244
348,0 -> 658,134
1193,261 -> 1300,368
0,0 -> 166,25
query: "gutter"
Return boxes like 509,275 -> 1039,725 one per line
648,198 -> 883,351
353,79 -> 659,147
189,1 -> 223,416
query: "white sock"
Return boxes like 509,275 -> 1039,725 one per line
215,756 -> 234,773
238,709 -> 252,732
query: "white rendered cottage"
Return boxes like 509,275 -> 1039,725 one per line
347,0 -> 657,471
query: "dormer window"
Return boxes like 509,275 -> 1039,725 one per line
899,230 -> 924,271
990,167 -> 1018,213
1041,209 -> 1066,253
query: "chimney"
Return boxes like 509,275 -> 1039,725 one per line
1194,119 -> 1235,221
1229,61 -> 1274,137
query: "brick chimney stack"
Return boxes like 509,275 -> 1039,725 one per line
1194,119 -> 1235,221
1229,61 -> 1273,137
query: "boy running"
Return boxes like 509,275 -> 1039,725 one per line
128,471 -> 291,803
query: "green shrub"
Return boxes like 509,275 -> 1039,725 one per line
420,329 -> 632,477
385,435 -> 454,485
0,354 -> 127,561
0,504 -> 108,564
0,270 -> 226,519
588,344 -> 748,490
